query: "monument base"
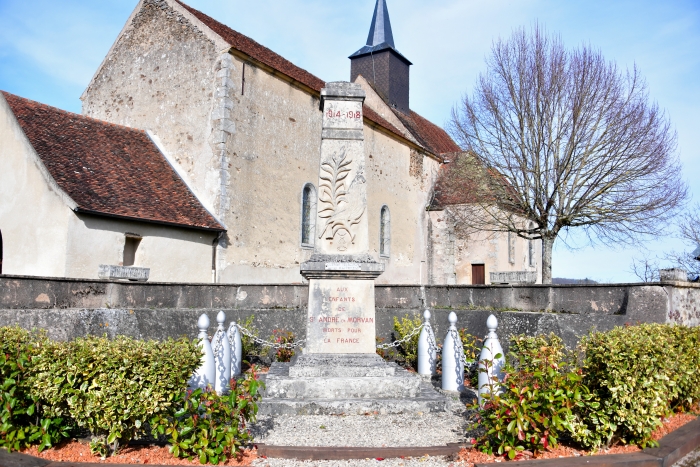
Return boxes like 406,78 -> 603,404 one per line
259,354 -> 448,415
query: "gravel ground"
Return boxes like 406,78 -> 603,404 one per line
675,446 -> 700,467
251,455 -> 463,467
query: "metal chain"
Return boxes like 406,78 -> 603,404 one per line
218,322 -> 435,352
376,323 -> 424,350
449,327 -> 466,367
236,324 -> 306,350
212,329 -> 226,355
425,322 -> 438,354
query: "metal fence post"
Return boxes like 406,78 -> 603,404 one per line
478,314 -> 505,405
228,321 -> 242,377
189,313 -> 216,390
417,309 -> 437,376
441,311 -> 464,391
213,311 -> 231,394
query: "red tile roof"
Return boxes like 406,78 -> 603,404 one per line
392,110 -> 461,155
174,0 -> 325,92
361,104 -> 406,141
2,91 -> 224,231
432,152 -> 522,211
174,0 -> 458,157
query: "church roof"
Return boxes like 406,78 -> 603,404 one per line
391,110 -> 461,155
174,0 -> 450,156
2,91 -> 224,232
349,0 -> 412,65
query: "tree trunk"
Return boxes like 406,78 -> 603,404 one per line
541,236 -> 555,284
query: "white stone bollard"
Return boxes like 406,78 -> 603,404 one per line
228,321 -> 242,377
213,311 -> 231,395
478,314 -> 505,406
441,311 -> 464,391
417,309 -> 437,376
189,313 -> 216,390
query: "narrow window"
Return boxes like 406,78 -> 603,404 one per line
528,223 -> 535,267
508,231 -> 515,264
301,184 -> 316,247
123,234 -> 141,267
0,229 -> 3,275
379,205 -> 391,257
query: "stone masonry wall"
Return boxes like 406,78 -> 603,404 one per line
1,275 -> 697,350
82,0 -> 225,215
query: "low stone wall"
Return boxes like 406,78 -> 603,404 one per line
1,275 -> 697,349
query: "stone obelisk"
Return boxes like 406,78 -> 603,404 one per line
300,81 -> 384,353
259,82 -> 446,415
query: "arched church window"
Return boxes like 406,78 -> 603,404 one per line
379,205 -> 391,257
301,183 -> 317,247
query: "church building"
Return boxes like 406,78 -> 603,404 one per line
0,0 -> 541,285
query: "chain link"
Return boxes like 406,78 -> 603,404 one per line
236,324 -> 306,350
425,322 -> 438,354
376,323 -> 424,350
215,322 -> 446,352
212,329 -> 226,355
449,327 -> 466,367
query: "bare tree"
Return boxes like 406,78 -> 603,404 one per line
629,255 -> 660,282
665,204 -> 700,280
446,25 -> 687,283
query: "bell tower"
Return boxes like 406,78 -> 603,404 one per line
349,0 -> 412,114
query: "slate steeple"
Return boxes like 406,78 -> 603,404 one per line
349,0 -> 412,114
364,0 -> 395,52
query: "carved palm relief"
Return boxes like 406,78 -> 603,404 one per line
318,148 -> 365,246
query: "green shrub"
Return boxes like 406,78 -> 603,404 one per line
476,334 -> 591,458
271,330 -> 295,362
574,324 -> 700,449
509,333 -> 566,372
392,315 -> 422,369
29,335 -> 201,456
459,328 -> 480,362
163,370 -> 263,465
474,325 -> 700,456
0,327 -> 71,452
239,315 -> 268,360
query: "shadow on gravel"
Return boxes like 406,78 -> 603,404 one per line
250,416 -> 276,440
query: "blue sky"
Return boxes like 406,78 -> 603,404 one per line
1,0 -> 698,282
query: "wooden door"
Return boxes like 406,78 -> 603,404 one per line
472,264 -> 485,285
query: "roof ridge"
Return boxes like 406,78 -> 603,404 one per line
1,90 -> 145,133
173,0 -> 325,91
3,89 -> 223,231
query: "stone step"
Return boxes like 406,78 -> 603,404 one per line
258,396 -> 448,415
288,353 -> 397,377
264,363 -> 421,399
259,378 -> 448,415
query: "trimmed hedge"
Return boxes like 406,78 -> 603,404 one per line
476,324 -> 700,457
574,323 -> 700,448
29,335 -> 201,453
0,327 -> 264,464
0,327 -> 71,452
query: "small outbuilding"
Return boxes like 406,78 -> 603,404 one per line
0,91 -> 225,282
